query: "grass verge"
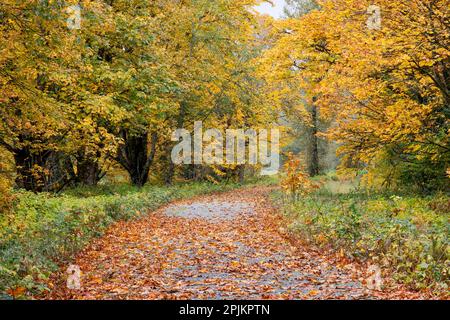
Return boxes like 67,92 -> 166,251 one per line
275,186 -> 449,295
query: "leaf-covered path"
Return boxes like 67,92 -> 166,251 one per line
47,187 -> 424,300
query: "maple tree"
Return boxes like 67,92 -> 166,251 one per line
0,0 -> 276,190
1,0 -> 76,191
0,0 -> 123,190
152,0 -> 276,183
263,0 -> 449,190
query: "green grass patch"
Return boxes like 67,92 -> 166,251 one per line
277,188 -> 449,293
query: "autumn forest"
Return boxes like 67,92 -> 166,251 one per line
0,0 -> 448,301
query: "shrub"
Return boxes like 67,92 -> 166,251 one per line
281,153 -> 321,200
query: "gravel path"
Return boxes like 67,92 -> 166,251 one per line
46,187 -> 424,300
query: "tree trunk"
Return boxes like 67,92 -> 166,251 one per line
164,143 -> 175,185
117,130 -> 158,187
238,165 -> 245,183
308,105 -> 320,177
75,156 -> 103,186
166,101 -> 188,185
14,148 -> 72,192
14,148 -> 47,192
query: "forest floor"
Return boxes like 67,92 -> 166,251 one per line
45,186 -> 428,300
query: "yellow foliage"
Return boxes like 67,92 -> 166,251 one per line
0,148 -> 13,213
263,0 -> 449,188
281,153 -> 321,198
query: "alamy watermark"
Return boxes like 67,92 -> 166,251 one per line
66,4 -> 81,30
366,5 -> 381,30
62,5 -> 380,32
66,264 -> 81,290
171,122 -> 280,175
366,265 -> 383,291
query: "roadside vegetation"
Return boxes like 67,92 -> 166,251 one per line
273,0 -> 449,297
0,181 -> 259,298
279,163 -> 449,296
